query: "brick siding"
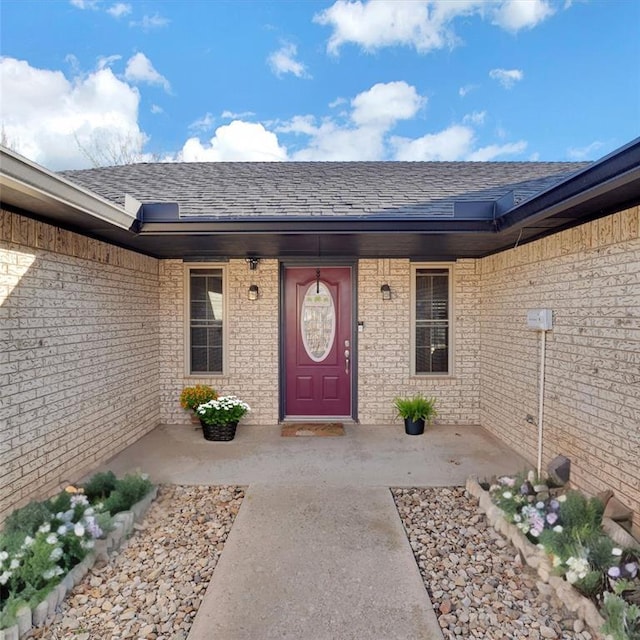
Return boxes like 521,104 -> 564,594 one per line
0,209 -> 159,521
479,206 -> 640,524
159,259 -> 279,426
357,258 -> 481,424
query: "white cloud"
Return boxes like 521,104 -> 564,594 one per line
107,2 -> 131,18
130,13 -> 169,30
267,43 -> 310,78
329,97 -> 347,108
315,0 -> 456,54
351,81 -> 424,127
189,112 -> 215,131
221,110 -> 256,120
489,68 -> 524,89
0,57 -> 145,170
180,121 -> 288,162
392,124 -> 526,161
97,54 -> 122,70
392,125 -> 476,161
567,140 -> 604,160
463,110 -> 486,125
124,53 -> 170,92
466,140 -> 527,160
316,0 -> 562,54
492,0 -> 555,32
280,81 -> 425,160
151,104 -> 163,114
459,84 -> 478,97
70,0 -> 100,9
276,114 -> 318,136
290,119 -> 387,161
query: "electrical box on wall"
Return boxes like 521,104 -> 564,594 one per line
527,309 -> 553,331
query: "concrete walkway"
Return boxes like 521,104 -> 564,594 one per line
96,423 -> 529,639
188,485 -> 442,639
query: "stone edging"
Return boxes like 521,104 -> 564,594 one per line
0,486 -> 159,640
465,476 -> 606,640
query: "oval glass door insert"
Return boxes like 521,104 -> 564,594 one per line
301,282 -> 336,362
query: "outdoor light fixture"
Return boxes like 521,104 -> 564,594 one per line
246,257 -> 260,271
248,284 -> 259,301
380,284 -> 392,301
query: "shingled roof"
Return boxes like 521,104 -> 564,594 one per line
60,161 -> 588,220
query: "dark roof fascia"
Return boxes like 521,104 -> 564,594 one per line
496,137 -> 640,232
138,218 -> 497,235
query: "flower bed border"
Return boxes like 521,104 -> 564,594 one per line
465,476 -> 607,639
0,486 -> 158,640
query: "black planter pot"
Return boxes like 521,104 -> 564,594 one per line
200,420 -> 238,441
404,417 -> 425,435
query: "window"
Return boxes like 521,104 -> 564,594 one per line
188,268 -> 224,374
412,265 -> 452,375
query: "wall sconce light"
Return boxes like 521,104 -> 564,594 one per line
248,284 -> 259,301
246,257 -> 260,271
380,284 -> 392,301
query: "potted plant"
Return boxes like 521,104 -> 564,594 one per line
196,395 -> 251,441
180,385 -> 218,424
393,394 -> 437,435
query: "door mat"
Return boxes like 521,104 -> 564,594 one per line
281,423 -> 345,437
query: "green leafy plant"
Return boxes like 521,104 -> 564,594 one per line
83,471 -> 118,502
602,580 -> 640,640
393,394 -> 437,423
102,474 -> 153,516
3,502 -> 51,538
180,385 -> 218,411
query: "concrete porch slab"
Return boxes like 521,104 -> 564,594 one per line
97,423 -> 530,488
187,485 -> 443,640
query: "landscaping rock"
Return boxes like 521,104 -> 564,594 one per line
39,485 -> 245,639
393,486 -> 601,640
547,455 -> 571,485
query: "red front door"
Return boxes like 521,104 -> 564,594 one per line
284,266 -> 352,417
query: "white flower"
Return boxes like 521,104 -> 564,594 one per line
45,533 -> 58,545
502,491 -> 513,499
50,547 -> 63,562
84,506 -> 95,516
81,539 -> 95,550
536,501 -> 545,510
74,523 -> 85,537
0,551 -> 8,564
612,548 -> 623,556
553,525 -> 563,533
57,525 -> 68,535
0,570 -> 11,585
513,514 -> 521,522
557,494 -> 567,503
42,568 -> 56,580
10,558 -> 20,570
38,523 -> 51,534
22,536 -> 34,548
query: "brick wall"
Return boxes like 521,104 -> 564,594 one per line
0,209 -> 159,521
357,259 -> 481,424
159,259 -> 279,426
479,206 -> 640,524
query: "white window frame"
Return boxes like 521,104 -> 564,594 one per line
183,262 -> 228,377
410,263 -> 455,377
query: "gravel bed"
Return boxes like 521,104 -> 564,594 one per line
393,487 -> 597,640
31,485 -> 245,640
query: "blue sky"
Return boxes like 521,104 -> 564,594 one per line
1,0 -> 638,169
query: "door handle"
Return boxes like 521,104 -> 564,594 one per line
344,349 -> 350,375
